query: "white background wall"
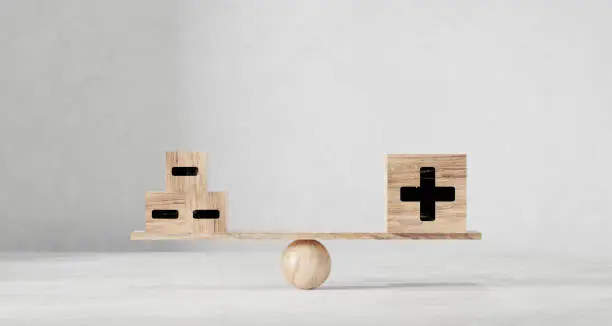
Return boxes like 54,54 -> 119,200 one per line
1,0 -> 611,256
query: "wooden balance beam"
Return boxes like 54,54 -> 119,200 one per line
131,151 -> 481,290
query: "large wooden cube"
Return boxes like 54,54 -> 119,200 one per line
386,154 -> 467,233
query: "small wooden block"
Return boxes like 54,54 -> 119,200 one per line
386,154 -> 467,233
165,151 -> 207,197
193,191 -> 227,234
145,192 -> 192,235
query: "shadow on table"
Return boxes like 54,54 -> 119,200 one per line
129,281 -> 482,292
319,281 -> 482,290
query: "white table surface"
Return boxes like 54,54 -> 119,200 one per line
1,246 -> 611,325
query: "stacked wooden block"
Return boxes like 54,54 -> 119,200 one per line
145,151 -> 227,235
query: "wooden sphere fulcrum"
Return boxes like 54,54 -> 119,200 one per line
281,239 -> 331,290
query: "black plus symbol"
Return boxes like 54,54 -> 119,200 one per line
400,167 -> 455,222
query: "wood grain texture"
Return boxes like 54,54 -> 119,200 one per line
193,191 -> 227,234
165,151 -> 207,198
159,151 -> 227,234
130,231 -> 482,240
144,192 -> 191,234
386,154 -> 467,233
281,240 -> 331,290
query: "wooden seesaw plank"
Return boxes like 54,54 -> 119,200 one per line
130,231 -> 482,240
